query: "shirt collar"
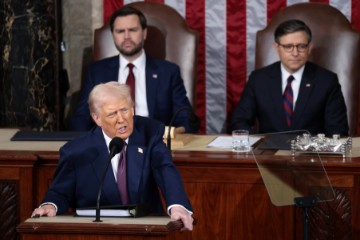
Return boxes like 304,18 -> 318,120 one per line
102,130 -> 129,152
280,64 -> 305,83
119,50 -> 146,71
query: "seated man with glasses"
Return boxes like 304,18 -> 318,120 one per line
230,19 -> 348,136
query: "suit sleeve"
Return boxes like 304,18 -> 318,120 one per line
170,66 -> 200,133
41,147 -> 76,214
323,75 -> 349,136
230,72 -> 257,132
150,123 -> 193,211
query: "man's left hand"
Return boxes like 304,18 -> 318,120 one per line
169,205 -> 194,231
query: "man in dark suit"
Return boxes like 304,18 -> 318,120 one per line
32,82 -> 194,231
69,6 -> 198,133
231,19 -> 348,136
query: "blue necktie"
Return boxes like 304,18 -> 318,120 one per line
283,75 -> 294,126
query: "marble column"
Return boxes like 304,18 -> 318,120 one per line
0,0 -> 61,130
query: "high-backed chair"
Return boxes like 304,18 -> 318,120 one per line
255,3 -> 360,135
93,2 -> 199,107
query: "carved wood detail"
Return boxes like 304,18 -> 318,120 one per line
0,181 -> 19,240
309,188 -> 352,240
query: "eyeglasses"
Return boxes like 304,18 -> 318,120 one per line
277,43 -> 309,52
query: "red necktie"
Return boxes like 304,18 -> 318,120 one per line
283,75 -> 294,126
117,146 -> 129,204
126,63 -> 135,103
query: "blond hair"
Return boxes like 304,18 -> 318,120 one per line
88,82 -> 133,115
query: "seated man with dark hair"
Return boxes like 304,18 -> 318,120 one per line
70,5 -> 199,133
231,19 -> 348,136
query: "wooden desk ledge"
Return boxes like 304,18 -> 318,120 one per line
17,215 -> 175,235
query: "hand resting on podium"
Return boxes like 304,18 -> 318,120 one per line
31,204 -> 194,231
169,205 -> 194,231
31,204 -> 56,218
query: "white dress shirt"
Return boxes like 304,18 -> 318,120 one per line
103,130 -> 129,181
118,51 -> 148,117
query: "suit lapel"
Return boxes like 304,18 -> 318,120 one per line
107,56 -> 120,82
269,63 -> 289,127
292,63 -> 315,127
127,118 -> 146,203
145,57 -> 159,118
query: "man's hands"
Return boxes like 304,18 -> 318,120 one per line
169,205 -> 194,231
31,204 -> 195,231
31,204 -> 56,217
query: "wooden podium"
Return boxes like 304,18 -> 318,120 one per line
17,216 -> 187,240
1,129 -> 360,239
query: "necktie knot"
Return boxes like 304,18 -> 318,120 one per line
287,75 -> 294,85
127,63 -> 134,71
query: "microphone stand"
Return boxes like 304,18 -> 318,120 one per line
294,196 -> 316,240
94,137 -> 124,222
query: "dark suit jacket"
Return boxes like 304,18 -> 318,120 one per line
42,116 -> 192,215
69,55 -> 198,133
230,61 -> 349,136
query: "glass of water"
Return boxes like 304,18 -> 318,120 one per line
232,130 -> 250,152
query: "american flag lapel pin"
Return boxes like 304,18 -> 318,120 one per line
138,147 -> 143,153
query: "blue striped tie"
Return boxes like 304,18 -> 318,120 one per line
283,75 -> 294,126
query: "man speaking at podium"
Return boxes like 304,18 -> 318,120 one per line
31,82 -> 194,231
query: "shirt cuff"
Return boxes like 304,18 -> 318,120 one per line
167,204 -> 193,216
39,202 -> 58,213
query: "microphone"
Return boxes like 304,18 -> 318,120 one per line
94,137 -> 125,222
167,106 -> 199,150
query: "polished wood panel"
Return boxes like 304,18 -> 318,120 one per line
175,155 -> 294,239
0,152 -> 37,240
173,151 -> 360,239
1,137 -> 360,239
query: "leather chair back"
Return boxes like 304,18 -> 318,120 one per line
93,2 -> 199,107
255,3 -> 360,135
